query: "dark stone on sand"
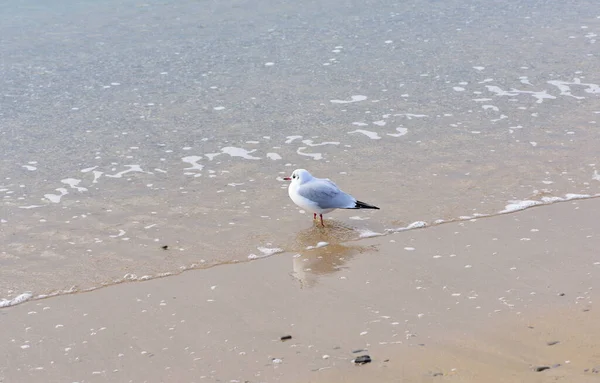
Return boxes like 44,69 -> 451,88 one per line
535,366 -> 550,372
354,355 -> 371,365
280,335 -> 292,341
558,293 -> 565,296
432,372 -> 443,377
547,340 -> 560,346
352,349 -> 367,353
161,245 -> 168,250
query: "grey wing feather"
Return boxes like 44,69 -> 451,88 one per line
297,179 -> 353,209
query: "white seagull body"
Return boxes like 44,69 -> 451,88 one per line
283,169 -> 380,226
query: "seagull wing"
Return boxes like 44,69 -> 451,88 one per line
296,178 -> 355,209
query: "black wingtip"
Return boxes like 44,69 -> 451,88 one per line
354,200 -> 380,210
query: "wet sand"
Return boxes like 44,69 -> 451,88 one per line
2,198 -> 599,382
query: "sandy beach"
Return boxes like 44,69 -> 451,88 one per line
2,0 -> 600,382
2,198 -> 599,382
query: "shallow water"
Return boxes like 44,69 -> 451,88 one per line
1,0 -> 600,304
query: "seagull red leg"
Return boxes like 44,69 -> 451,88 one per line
320,214 -> 325,227
313,213 -> 317,220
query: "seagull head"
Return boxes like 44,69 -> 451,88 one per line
283,169 -> 313,184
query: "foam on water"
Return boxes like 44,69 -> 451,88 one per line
393,113 -> 428,120
330,95 -> 367,104
305,241 -> 329,250
61,178 -> 88,192
500,200 -> 541,213
81,166 -> 98,173
182,156 -> 204,171
348,129 -> 381,139
301,139 -> 340,146
387,127 -> 408,137
0,292 -> 33,308
285,135 -> 303,144
485,85 -> 556,103
386,221 -> 428,233
44,188 -> 68,203
296,147 -> 322,160
358,229 -> 384,238
547,79 -> 600,99
105,165 -> 151,178
266,153 -> 282,160
221,147 -> 261,160
257,246 -> 284,256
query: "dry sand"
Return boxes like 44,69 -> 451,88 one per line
1,198 -> 600,383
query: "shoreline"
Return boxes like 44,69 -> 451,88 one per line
1,197 -> 599,382
2,192 -> 600,310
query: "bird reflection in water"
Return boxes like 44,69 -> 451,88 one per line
290,220 -> 376,288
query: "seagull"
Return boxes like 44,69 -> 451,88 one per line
283,169 -> 380,226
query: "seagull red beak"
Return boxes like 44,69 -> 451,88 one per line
283,177 -> 291,181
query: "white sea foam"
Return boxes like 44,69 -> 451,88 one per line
519,76 -> 533,85
106,165 -> 151,178
110,230 -> 126,238
393,113 -> 428,119
301,140 -> 340,146
61,178 -> 88,192
482,105 -> 499,111
257,247 -> 283,256
182,156 -> 204,171
44,188 -> 68,203
0,292 -> 33,308
330,95 -> 367,104
486,85 -> 556,103
385,221 -> 428,233
296,147 -> 322,160
221,147 -> 261,160
306,241 -> 329,250
22,165 -> 37,171
547,79 -> 600,99
348,129 -> 381,139
388,127 -> 408,137
565,193 -> 591,200
358,229 -> 384,238
91,171 -> 103,183
285,135 -> 303,144
500,200 -> 541,213
266,153 -> 282,160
